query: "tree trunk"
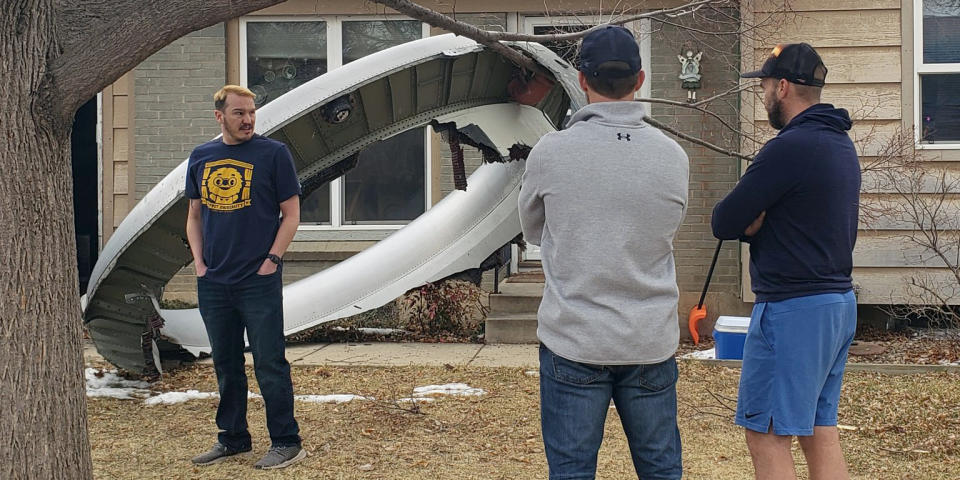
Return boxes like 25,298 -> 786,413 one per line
0,2 -> 93,479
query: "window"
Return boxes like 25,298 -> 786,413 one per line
241,17 -> 430,227
915,0 -> 960,145
522,16 -> 652,114
246,21 -> 328,107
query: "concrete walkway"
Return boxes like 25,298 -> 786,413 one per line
83,340 -> 539,368
267,343 -> 538,368
83,341 -> 960,374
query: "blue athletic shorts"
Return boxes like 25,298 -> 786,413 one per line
735,290 -> 857,436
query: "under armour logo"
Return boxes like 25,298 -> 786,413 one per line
617,133 -> 631,141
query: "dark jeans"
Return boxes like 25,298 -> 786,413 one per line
197,270 -> 300,449
539,344 -> 682,480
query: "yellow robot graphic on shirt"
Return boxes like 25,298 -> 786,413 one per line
200,159 -> 253,211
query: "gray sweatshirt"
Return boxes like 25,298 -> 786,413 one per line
519,101 -> 689,365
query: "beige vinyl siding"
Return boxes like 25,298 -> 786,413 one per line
744,0 -> 960,304
101,73 -> 135,243
742,0 -> 916,304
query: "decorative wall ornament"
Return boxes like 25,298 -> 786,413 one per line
678,44 -> 703,103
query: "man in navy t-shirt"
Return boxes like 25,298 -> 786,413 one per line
712,44 -> 860,479
185,85 -> 305,470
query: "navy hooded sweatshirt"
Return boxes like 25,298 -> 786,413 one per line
712,103 -> 860,303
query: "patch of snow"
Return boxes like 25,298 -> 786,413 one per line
412,383 -> 485,397
85,368 -> 150,400
295,394 -> 371,404
524,370 -> 539,377
331,327 -> 408,336
143,389 -> 371,405
915,329 -> 960,341
681,348 -> 716,360
145,390 -> 218,405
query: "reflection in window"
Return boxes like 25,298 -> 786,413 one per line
343,129 -> 425,224
923,0 -> 960,64
533,24 -> 593,67
300,184 -> 331,224
342,20 -> 422,65
244,19 -> 428,225
534,24 -> 594,125
920,74 -> 960,143
342,20 -> 426,224
246,22 -> 327,106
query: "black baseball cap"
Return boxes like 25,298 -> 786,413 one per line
578,25 -> 642,79
741,43 -> 827,87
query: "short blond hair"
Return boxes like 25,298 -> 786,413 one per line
213,85 -> 256,111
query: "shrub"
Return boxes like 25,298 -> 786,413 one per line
396,280 -> 488,336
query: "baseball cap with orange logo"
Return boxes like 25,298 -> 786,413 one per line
741,43 -> 827,87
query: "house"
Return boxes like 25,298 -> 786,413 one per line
78,0 -> 959,342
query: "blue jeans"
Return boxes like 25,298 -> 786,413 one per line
539,344 -> 682,480
197,269 -> 300,449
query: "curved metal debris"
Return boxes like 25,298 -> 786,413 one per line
83,35 -> 584,373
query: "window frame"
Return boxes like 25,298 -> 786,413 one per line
913,0 -> 960,149
239,15 -> 433,230
520,16 -> 653,110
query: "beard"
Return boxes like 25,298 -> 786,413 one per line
226,123 -> 254,142
766,97 -> 786,130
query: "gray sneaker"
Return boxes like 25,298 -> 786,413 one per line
254,445 -> 306,470
191,443 -> 252,465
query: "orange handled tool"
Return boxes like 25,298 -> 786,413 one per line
688,240 -> 723,345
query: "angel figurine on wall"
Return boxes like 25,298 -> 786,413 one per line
678,46 -> 703,102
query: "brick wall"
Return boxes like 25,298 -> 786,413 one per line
649,13 -> 742,294
647,9 -> 748,317
134,24 -> 225,201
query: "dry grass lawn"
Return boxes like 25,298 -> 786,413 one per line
88,361 -> 960,479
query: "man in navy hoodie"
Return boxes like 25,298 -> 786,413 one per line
712,43 -> 860,479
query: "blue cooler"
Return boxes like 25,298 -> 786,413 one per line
713,316 -> 751,360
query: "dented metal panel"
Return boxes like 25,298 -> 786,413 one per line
83,34 -> 583,373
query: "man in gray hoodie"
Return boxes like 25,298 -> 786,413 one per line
519,25 -> 689,480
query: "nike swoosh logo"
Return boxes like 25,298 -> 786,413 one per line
744,412 -> 763,419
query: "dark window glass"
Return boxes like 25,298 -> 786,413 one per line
247,20 -> 427,224
920,74 -> 960,143
923,1 -> 960,64
341,20 -> 425,224
342,20 -> 422,65
533,24 -> 593,67
246,22 -> 327,106
300,184 -> 331,224
343,129 -> 425,224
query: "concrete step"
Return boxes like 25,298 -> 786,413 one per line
489,282 -> 543,314
503,269 -> 544,283
518,260 -> 542,270
485,313 -> 538,344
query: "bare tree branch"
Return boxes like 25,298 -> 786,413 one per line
367,0 -> 548,75
51,0 -> 288,119
370,0 -> 731,43
864,128 -> 960,327
638,96 -> 743,138
644,115 -> 753,161
370,0 -> 756,162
